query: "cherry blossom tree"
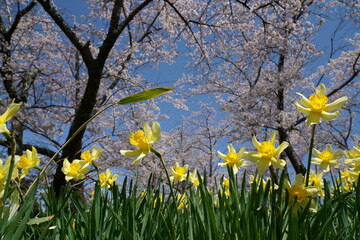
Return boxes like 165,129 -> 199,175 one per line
175,0 -> 359,177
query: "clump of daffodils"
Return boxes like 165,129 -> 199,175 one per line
17,146 -> 41,179
61,145 -> 103,182
99,169 -> 119,188
218,144 -> 247,174
120,121 -> 161,165
295,84 -> 348,125
61,159 -> 90,181
245,131 -> 288,176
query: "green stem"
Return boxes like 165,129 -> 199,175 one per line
1,136 -> 17,204
150,146 -> 184,238
150,146 -> 176,199
305,124 -> 316,186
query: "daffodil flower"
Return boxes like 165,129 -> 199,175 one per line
79,145 -> 103,165
344,146 -> 360,166
221,178 -> 230,196
17,146 -> 40,178
245,131 -> 288,176
0,99 -> 21,134
188,170 -> 202,187
120,121 -> 161,165
218,144 -> 247,174
295,84 -> 348,125
312,144 -> 342,171
306,170 -> 324,197
170,162 -> 188,182
61,159 -> 90,181
99,169 -> 119,188
0,156 -> 20,186
176,193 -> 187,211
283,174 -> 318,212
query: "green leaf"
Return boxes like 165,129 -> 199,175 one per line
27,215 -> 55,225
117,87 -> 174,105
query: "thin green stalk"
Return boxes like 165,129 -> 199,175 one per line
305,124 -> 316,186
1,135 -> 17,203
150,146 -> 184,239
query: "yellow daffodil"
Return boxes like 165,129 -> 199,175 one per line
176,193 -> 187,211
218,144 -> 247,174
337,168 -> 356,192
344,146 -> 360,167
17,146 -> 40,178
222,178 -> 230,196
284,174 -> 318,212
170,162 -> 188,182
99,169 -> 119,188
61,159 -> 89,181
0,99 -> 21,134
120,121 -> 161,165
0,156 -> 20,185
312,144 -> 342,171
79,145 -> 103,165
306,170 -> 324,197
295,84 -> 348,125
245,131 -> 288,176
188,170 -> 202,187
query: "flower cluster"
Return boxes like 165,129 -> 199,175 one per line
0,147 -> 40,198
61,145 -> 103,181
61,145 -> 119,189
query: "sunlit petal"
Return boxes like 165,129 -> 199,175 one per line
323,96 -> 348,112
320,111 -> 340,121
295,102 -> 311,114
296,93 -> 311,108
274,141 -> 289,156
252,135 -> 261,149
315,84 -> 326,95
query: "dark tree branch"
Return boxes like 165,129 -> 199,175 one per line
37,0 -> 94,66
97,0 -> 154,67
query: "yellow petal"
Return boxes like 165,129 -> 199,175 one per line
131,151 -> 148,165
228,143 -> 236,153
295,102 -> 311,114
0,100 -> 21,123
294,174 -> 305,187
232,165 -> 239,174
244,152 -> 262,163
0,124 -> 9,134
252,135 -> 261,149
270,131 -> 276,145
149,122 -> 161,144
323,96 -> 348,112
315,84 -> 326,95
237,147 -> 246,157
217,151 -> 227,160
274,141 -> 289,156
320,111 -> 340,121
120,149 -> 143,158
257,159 -> 271,176
296,93 -> 311,108
306,113 -> 321,125
270,157 -> 286,169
